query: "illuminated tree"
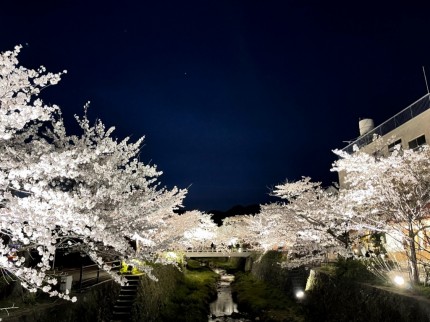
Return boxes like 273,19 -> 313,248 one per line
251,178 -> 352,267
0,46 -> 187,298
273,178 -> 357,245
154,210 -> 217,250
213,215 -> 253,251
333,145 -> 430,284
34,111 -> 187,273
0,45 -> 75,299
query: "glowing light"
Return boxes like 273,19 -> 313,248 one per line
295,290 -> 305,299
165,251 -> 178,260
184,228 -> 214,240
393,275 -> 405,286
229,238 -> 237,245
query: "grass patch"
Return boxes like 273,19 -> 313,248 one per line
334,257 -> 380,283
317,263 -> 336,275
209,257 -> 244,273
159,262 -> 218,322
413,284 -> 430,299
232,272 -> 305,322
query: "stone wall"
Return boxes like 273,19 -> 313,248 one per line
249,251 -> 308,297
305,269 -> 430,322
247,252 -> 430,321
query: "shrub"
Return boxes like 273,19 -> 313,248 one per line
334,257 -> 380,283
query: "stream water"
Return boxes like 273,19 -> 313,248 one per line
208,269 -> 251,322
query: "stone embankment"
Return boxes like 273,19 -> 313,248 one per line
248,251 -> 430,322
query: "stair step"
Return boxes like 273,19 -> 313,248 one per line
125,275 -> 140,279
126,278 -> 139,282
120,287 -> 137,291
113,309 -> 132,313
112,313 -> 131,319
111,275 -> 140,321
117,299 -> 134,303
125,281 -> 139,286
113,312 -> 131,315
113,305 -> 132,312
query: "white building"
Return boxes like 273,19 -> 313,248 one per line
341,94 -> 430,267
342,94 -> 430,157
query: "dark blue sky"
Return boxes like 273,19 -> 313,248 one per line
2,1 -> 430,211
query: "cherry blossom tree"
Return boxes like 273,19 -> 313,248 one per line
0,45 -> 75,299
153,210 -> 217,251
0,46 -> 187,298
0,45 -> 64,140
333,145 -> 430,284
250,178 -> 353,267
46,111 -> 187,253
213,215 -> 253,251
273,177 -> 357,248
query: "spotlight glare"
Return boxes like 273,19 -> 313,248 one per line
296,290 -> 305,299
393,275 -> 405,286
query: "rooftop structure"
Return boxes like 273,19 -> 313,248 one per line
342,94 -> 430,154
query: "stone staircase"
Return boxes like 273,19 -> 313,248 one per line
111,275 -> 140,321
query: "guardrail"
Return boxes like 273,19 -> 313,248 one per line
55,260 -> 121,291
342,94 -> 430,153
182,247 -> 249,253
183,248 -> 252,258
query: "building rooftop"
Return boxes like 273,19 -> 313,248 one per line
342,94 -> 430,153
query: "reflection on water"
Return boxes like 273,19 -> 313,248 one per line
208,269 -> 251,322
210,275 -> 238,316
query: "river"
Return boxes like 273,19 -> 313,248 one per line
208,269 -> 251,322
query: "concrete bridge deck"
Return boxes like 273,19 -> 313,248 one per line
184,250 -> 251,258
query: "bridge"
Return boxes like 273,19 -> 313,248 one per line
183,249 -> 252,258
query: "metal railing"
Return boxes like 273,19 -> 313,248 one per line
183,246 -> 250,253
342,94 -> 430,154
57,260 -> 121,291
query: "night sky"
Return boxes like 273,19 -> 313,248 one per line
2,1 -> 430,211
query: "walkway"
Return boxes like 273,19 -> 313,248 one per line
184,249 -> 251,258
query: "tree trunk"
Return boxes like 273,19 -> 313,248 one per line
407,226 -> 420,285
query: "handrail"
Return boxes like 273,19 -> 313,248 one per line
180,247 -> 250,253
342,94 -> 430,153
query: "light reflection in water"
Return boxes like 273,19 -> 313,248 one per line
208,269 -> 250,322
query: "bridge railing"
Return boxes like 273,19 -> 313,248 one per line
181,246 -> 250,253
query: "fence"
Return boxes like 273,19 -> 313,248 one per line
57,260 -> 121,291
342,94 -> 430,154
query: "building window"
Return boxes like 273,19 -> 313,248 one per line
408,135 -> 426,150
388,139 -> 402,153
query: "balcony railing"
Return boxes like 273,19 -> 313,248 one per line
342,94 -> 430,154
